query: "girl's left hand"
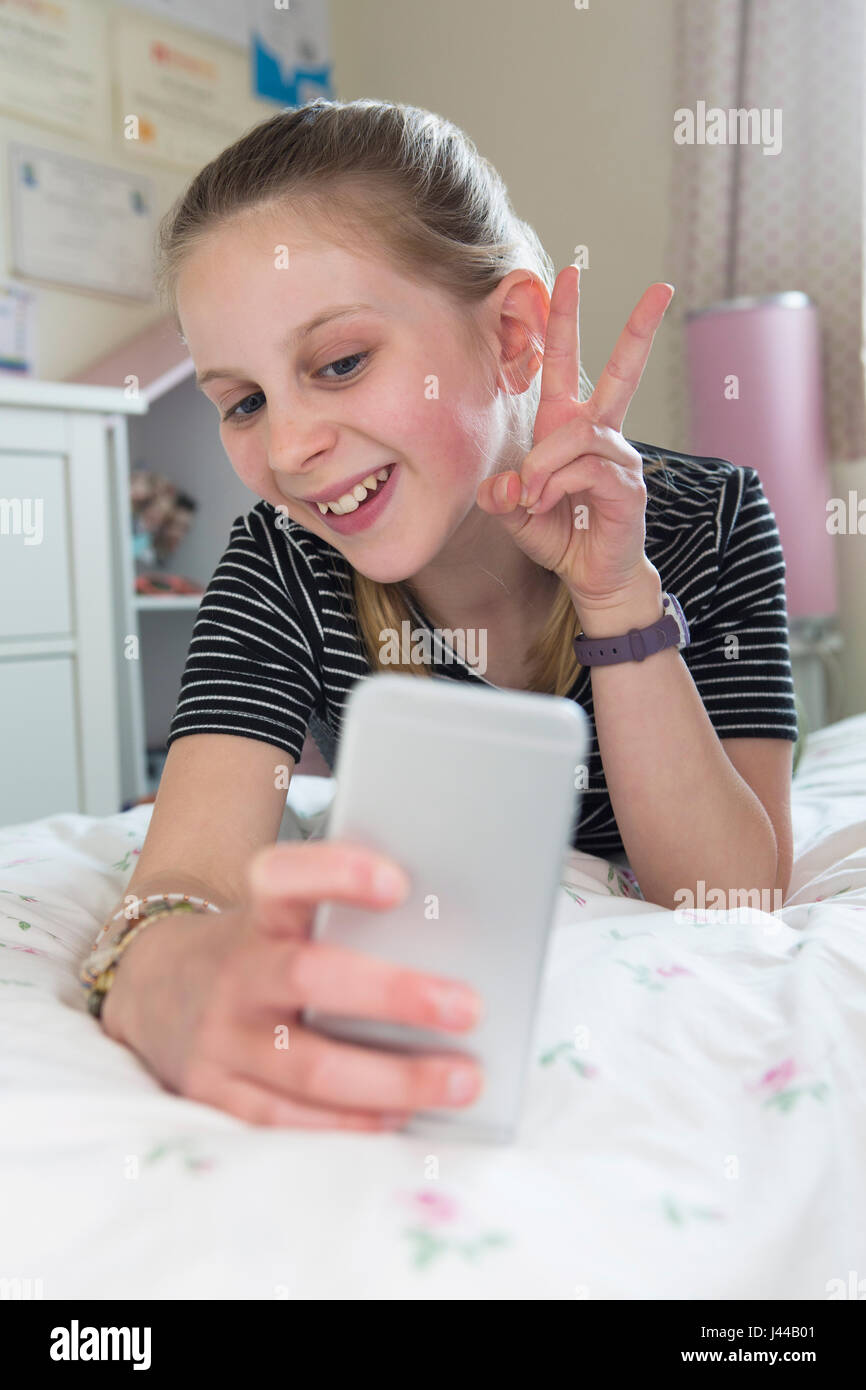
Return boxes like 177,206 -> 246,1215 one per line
476,265 -> 674,609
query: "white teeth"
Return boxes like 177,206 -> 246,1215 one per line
315,464 -> 393,515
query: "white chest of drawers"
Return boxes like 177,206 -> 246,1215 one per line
0,378 -> 146,826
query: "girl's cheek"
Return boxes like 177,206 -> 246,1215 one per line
226,448 -> 276,503
356,386 -> 415,442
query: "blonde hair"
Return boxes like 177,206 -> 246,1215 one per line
155,97 -> 668,695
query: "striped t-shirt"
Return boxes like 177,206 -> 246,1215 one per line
166,440 -> 799,856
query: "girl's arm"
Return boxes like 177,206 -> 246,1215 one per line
576,563 -> 786,912
100,733 -> 293,927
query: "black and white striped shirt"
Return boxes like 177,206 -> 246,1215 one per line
166,441 -> 799,856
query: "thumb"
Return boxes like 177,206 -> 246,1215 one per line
476,470 -> 531,536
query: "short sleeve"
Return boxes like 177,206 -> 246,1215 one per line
681,467 -> 799,742
166,510 -> 323,764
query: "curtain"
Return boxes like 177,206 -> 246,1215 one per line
665,0 -> 866,714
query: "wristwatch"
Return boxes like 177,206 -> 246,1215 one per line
573,591 -> 690,666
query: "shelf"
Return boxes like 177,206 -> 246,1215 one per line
134,594 -> 203,612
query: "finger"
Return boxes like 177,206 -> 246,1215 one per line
522,430 -> 644,514
589,282 -> 674,433
474,470 -> 537,548
534,264 -> 581,444
518,420 -> 624,512
230,1020 -> 484,1114
526,459 -> 647,531
236,936 -> 484,1033
198,1070 -> 412,1131
476,469 -> 525,514
247,840 -> 411,938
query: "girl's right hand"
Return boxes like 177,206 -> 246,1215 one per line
100,841 -> 485,1131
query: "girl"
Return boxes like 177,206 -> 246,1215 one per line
83,99 -> 798,1131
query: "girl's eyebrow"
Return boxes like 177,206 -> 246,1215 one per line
195,302 -> 383,389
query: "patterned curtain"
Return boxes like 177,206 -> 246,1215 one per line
665,0 -> 866,715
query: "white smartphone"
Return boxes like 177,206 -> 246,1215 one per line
302,672 -> 589,1143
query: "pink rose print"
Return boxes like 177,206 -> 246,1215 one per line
398,1189 -> 510,1269
748,1057 -> 829,1114
756,1058 -> 797,1093
405,1189 -> 459,1225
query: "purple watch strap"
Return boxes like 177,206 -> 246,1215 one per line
573,613 -> 680,665
573,591 -> 690,666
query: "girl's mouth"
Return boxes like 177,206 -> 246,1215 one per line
308,463 -> 399,535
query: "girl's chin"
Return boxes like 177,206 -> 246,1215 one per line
343,557 -> 423,586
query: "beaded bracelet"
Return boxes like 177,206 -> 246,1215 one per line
81,893 -> 222,1021
95,891 -> 220,946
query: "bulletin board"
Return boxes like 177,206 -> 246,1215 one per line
0,0 -> 333,301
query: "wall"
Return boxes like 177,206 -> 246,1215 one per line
330,0 -> 681,450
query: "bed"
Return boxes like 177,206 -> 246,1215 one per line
1,712 -> 864,1300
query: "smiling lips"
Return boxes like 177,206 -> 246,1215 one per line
313,464 -> 395,514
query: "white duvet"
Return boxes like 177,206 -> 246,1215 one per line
1,715 -> 865,1300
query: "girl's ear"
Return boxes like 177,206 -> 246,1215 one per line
490,271 -> 550,397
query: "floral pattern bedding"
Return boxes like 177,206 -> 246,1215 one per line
0,715 -> 864,1299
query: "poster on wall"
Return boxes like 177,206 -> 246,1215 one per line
110,8 -> 267,170
249,0 -> 333,106
9,145 -> 156,302
0,281 -> 37,378
117,0 -> 250,49
0,0 -> 111,144
121,0 -> 334,108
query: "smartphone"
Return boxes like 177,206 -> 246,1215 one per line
302,672 -> 589,1143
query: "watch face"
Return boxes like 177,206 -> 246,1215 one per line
663,592 -> 690,647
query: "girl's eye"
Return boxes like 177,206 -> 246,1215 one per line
221,391 -> 265,423
315,351 -> 370,381
220,352 -> 369,424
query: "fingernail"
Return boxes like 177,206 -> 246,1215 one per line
447,1064 -> 481,1104
427,984 -> 482,1027
519,485 -> 531,507
497,474 -> 511,505
373,863 -> 410,899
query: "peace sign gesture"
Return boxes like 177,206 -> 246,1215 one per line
476,265 -> 674,610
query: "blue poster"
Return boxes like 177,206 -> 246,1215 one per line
250,0 -> 333,107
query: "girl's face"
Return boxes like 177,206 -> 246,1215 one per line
176,208 -> 518,586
